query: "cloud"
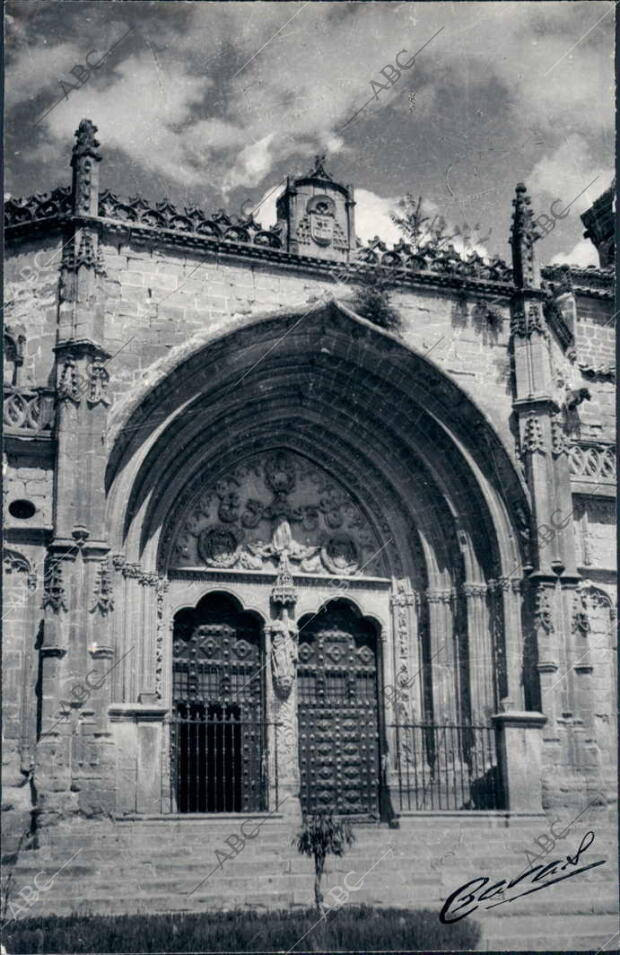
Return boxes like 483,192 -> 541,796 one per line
32,49 -> 213,184
550,238 -> 599,268
354,189 -> 402,244
5,0 -> 615,208
527,133 -> 613,214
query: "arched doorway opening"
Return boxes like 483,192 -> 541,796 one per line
171,592 -> 265,813
297,599 -> 381,818
106,301 -> 533,816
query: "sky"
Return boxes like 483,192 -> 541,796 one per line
5,0 -> 616,267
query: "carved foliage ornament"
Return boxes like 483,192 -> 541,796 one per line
511,305 -> 547,339
90,559 -> 114,616
42,558 -> 68,613
3,548 -> 37,590
533,585 -> 555,635
522,415 -> 545,455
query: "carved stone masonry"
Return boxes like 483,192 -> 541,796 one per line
511,183 -> 541,287
511,305 -> 547,339
90,560 -> 114,616
72,233 -> 106,275
550,414 -> 569,457
522,416 -> 545,455
391,579 -> 415,660
71,119 -> 101,216
3,548 -> 37,590
463,583 -> 488,598
58,355 -> 81,405
533,584 -> 554,635
42,559 -> 68,613
268,532 -> 300,698
571,590 -> 591,637
155,577 -> 169,701
268,619 -> 298,699
87,358 -> 111,407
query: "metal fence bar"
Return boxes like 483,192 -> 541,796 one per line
167,714 -> 282,814
388,723 -> 504,811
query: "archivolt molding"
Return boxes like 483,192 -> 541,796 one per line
107,301 -> 525,487
124,385 -> 504,589
106,302 -> 529,592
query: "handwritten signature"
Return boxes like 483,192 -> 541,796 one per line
440,831 -> 606,924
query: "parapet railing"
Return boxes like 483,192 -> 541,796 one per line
3,386 -> 55,435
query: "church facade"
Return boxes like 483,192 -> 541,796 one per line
3,120 -> 616,945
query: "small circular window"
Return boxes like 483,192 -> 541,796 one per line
9,499 -> 36,520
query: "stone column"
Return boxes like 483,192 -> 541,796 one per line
463,582 -> 495,724
266,562 -> 301,821
499,577 -> 527,709
530,575 -> 564,723
425,588 -> 459,724
35,543 -> 80,827
390,579 -> 419,722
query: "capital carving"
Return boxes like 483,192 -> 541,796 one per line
424,588 -> 455,606
391,579 -> 415,609
463,582 -> 488,598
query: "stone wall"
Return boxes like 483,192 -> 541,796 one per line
5,235 -> 62,388
98,238 -> 516,452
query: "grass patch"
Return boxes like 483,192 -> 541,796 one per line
2,904 -> 480,952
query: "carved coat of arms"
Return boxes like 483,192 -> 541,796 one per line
310,209 -> 335,246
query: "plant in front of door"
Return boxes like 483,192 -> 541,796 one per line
294,811 -> 355,919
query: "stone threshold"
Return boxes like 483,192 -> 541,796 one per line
116,813 -> 286,822
398,810 -> 546,818
114,810 -> 547,823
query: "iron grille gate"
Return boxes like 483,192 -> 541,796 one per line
171,602 -> 265,813
297,607 -> 380,817
391,723 -> 504,810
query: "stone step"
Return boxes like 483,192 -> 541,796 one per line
482,936 -> 617,953
480,913 -> 620,951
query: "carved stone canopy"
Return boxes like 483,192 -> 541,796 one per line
171,449 -> 384,576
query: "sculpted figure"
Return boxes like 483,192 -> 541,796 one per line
269,618 -> 298,698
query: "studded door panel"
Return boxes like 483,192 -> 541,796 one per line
297,621 -> 379,816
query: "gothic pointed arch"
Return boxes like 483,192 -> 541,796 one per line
105,299 -> 534,730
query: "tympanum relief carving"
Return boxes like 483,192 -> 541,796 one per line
171,450 -> 383,576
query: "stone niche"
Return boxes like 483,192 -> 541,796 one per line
276,156 -> 355,262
